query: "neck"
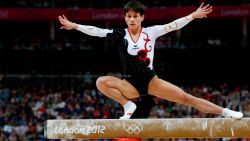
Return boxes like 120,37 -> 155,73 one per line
129,26 -> 141,35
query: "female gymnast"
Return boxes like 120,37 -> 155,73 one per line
58,0 -> 243,119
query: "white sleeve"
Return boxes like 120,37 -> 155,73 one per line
76,25 -> 113,37
148,14 -> 194,38
164,14 -> 193,33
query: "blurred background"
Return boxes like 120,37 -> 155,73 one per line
0,0 -> 250,140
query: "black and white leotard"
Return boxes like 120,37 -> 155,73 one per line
77,15 -> 193,95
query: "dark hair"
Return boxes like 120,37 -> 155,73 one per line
123,0 -> 146,16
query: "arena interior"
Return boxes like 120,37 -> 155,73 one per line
0,0 -> 250,140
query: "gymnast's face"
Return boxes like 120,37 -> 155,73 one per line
125,10 -> 144,32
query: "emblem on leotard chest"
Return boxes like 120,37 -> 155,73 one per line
132,44 -> 139,50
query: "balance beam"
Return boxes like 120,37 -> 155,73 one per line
44,118 -> 250,139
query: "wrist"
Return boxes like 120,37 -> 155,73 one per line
73,23 -> 78,30
186,13 -> 194,20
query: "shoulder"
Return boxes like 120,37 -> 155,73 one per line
145,25 -> 164,31
107,28 -> 126,38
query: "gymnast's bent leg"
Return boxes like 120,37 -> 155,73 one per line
96,76 -> 140,119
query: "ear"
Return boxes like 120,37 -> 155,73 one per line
141,15 -> 145,22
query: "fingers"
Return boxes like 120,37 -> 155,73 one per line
58,15 -> 74,30
199,2 -> 204,8
58,15 -> 68,22
58,15 -> 69,25
58,16 -> 64,24
203,6 -> 213,11
58,15 -> 65,22
58,15 -> 62,21
202,4 -> 210,9
197,3 -> 212,15
63,15 -> 68,21
58,15 -> 64,21
58,15 -> 67,29
204,6 -> 213,14
199,3 -> 213,14
194,5 -> 213,19
201,3 -> 212,12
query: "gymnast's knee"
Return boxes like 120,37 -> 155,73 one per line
96,76 -> 108,90
180,93 -> 196,105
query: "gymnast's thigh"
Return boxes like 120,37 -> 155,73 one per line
98,76 -> 140,99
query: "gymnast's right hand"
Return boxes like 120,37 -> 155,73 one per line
58,15 -> 78,30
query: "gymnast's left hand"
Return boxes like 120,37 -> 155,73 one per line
191,3 -> 213,19
58,15 -> 78,30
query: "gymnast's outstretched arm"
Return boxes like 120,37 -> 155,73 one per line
165,3 -> 212,32
152,3 -> 213,38
58,15 -> 112,37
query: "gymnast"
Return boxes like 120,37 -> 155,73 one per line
58,0 -> 243,119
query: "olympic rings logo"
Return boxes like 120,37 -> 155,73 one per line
122,121 -> 143,134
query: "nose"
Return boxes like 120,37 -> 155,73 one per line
130,17 -> 135,22
130,17 -> 135,21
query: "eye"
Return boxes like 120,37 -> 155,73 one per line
127,15 -> 132,18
